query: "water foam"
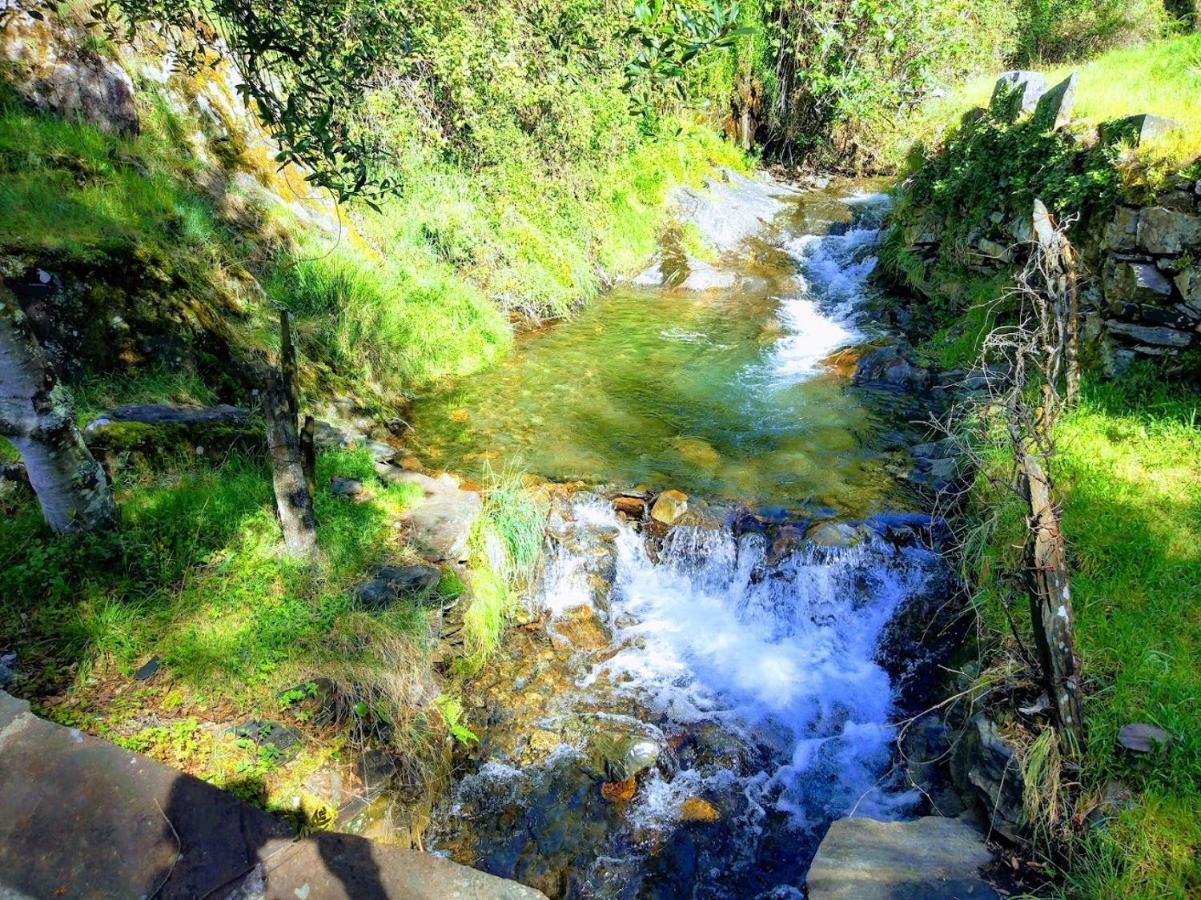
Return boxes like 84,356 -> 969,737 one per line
543,501 -> 931,839
767,189 -> 891,380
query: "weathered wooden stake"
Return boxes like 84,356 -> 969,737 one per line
300,414 -> 317,498
0,280 -> 116,533
265,311 -> 317,560
1020,448 -> 1084,752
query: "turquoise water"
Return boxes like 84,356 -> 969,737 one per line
407,180 -> 898,514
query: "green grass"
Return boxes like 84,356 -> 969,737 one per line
886,32 -> 1201,173
967,367 -> 1201,897
0,448 -> 427,703
459,470 -> 547,670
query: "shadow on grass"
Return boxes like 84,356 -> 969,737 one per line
0,448 -> 421,701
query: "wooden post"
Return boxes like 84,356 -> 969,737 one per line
265,311 -> 317,560
0,279 -> 116,533
1020,449 -> 1084,752
300,414 -> 317,498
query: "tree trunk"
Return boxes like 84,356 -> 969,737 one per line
1020,448 -> 1085,752
0,285 -> 116,533
264,369 -> 317,560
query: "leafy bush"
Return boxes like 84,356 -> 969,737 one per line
1012,0 -> 1170,65
758,0 -> 1018,164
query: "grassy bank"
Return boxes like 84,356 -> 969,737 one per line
0,443 -> 545,816
964,366 -> 1201,896
885,32 -> 1201,174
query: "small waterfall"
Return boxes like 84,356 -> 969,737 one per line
435,498 -> 948,897
557,502 -> 933,832
769,191 -> 890,381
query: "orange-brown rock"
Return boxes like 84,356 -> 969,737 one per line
600,778 -> 636,803
678,797 -> 720,823
613,496 -> 646,518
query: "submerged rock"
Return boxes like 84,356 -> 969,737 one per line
852,345 -> 931,391
807,816 -> 998,899
678,797 -> 720,823
806,520 -> 861,548
586,729 -> 662,783
650,490 -> 689,525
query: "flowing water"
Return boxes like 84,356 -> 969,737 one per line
407,182 -> 900,514
413,179 -> 951,897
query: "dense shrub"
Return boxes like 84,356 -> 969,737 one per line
1012,0 -> 1170,64
757,0 -> 1018,165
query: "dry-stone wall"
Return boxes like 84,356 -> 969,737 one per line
890,69 -> 1200,373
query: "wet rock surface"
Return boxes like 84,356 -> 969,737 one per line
807,816 -> 998,899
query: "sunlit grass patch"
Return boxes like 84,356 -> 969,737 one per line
458,470 -> 547,671
965,365 -> 1201,896
887,32 -> 1201,174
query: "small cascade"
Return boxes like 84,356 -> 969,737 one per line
431,500 -> 948,897
424,181 -> 950,898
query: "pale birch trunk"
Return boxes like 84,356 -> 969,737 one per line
0,283 -> 115,533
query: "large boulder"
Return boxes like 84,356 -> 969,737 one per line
807,816 -> 998,899
990,71 -> 1048,118
0,11 -> 139,136
1100,114 -> 1182,147
1033,73 -> 1077,131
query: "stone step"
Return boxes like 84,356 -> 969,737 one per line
0,691 -> 543,899
807,816 -> 999,899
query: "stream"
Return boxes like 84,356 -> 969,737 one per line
408,178 -> 953,897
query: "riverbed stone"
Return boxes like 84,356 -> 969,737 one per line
678,257 -> 738,291
852,344 -> 931,390
806,521 -> 861,548
651,489 -> 689,525
585,729 -> 662,782
1136,207 -> 1201,255
807,816 -> 998,899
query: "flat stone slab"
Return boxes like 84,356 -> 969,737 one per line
0,691 -> 543,899
377,469 -> 482,562
807,816 -> 998,899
